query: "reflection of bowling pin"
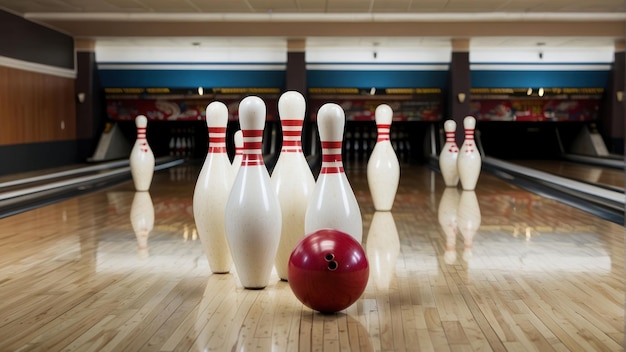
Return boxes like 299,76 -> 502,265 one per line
193,102 -> 235,274
365,211 -> 399,290
194,277 -> 238,350
439,120 -> 459,187
224,96 -> 282,289
305,103 -> 363,243
271,91 -> 315,281
129,115 -> 155,191
232,130 -> 243,176
367,104 -> 400,211
438,187 -> 460,264
457,190 -> 481,261
457,116 -> 481,190
130,191 -> 154,258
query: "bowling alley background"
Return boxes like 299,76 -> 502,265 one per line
0,9 -> 623,175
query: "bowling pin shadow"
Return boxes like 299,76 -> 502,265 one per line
130,191 -> 154,259
365,211 -> 400,290
437,188 -> 482,264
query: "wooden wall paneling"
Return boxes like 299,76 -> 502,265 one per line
0,66 -> 76,146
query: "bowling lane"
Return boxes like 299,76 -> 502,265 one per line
0,157 -> 184,219
0,161 -> 622,351
513,159 -> 624,191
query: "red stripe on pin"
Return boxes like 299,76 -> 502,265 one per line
321,166 -> 343,174
243,130 -> 264,138
244,141 -> 263,149
321,141 -> 342,149
281,120 -> 303,127
210,137 -> 226,143
283,130 -> 301,137
208,146 -> 227,153
208,127 -> 227,133
322,154 -> 342,162
282,140 -> 302,147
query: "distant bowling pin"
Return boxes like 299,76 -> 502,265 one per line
232,130 -> 243,176
305,103 -> 363,243
130,191 -> 154,259
457,190 -> 481,261
367,104 -> 400,211
457,116 -> 481,190
271,91 -> 316,281
224,96 -> 282,289
130,115 -> 155,191
193,102 -> 235,274
439,120 -> 460,187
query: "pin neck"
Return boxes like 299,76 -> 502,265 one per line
280,119 -> 303,153
242,129 -> 265,166
136,127 -> 149,152
320,141 -> 344,174
376,123 -> 391,143
137,127 -> 147,139
208,126 -> 227,154
445,131 -> 456,143
464,129 -> 475,141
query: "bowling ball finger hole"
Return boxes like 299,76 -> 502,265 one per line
324,253 -> 335,262
327,260 -> 338,271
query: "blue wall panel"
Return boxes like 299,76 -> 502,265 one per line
307,70 -> 448,88
471,70 -> 610,88
98,65 -> 610,90
98,69 -> 286,88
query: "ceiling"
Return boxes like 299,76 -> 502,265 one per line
1,0 -> 625,49
0,0 -> 624,14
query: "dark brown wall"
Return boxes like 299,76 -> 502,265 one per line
285,52 -> 307,95
447,51 -> 471,145
0,66 -> 76,145
0,10 -> 77,175
599,51 -> 625,154
0,10 -> 74,69
75,50 -> 108,161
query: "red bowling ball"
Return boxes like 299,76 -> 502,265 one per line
288,228 -> 369,313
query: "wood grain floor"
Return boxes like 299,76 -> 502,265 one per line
0,162 -> 623,351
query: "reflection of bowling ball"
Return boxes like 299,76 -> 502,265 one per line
288,228 -> 369,313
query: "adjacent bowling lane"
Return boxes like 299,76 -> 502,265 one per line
0,161 -> 622,351
513,159 -> 624,190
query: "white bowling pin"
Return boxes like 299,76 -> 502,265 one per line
193,102 -> 235,274
437,187 -> 460,265
367,104 -> 400,211
130,191 -> 154,259
305,103 -> 363,243
130,115 -> 155,191
439,120 -> 459,187
176,137 -> 183,156
457,190 -> 481,262
365,211 -> 400,290
224,96 -> 282,289
457,116 -> 481,190
271,91 -> 316,281
232,130 -> 243,176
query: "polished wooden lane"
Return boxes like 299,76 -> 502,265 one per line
513,159 -> 625,190
0,162 -> 623,351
